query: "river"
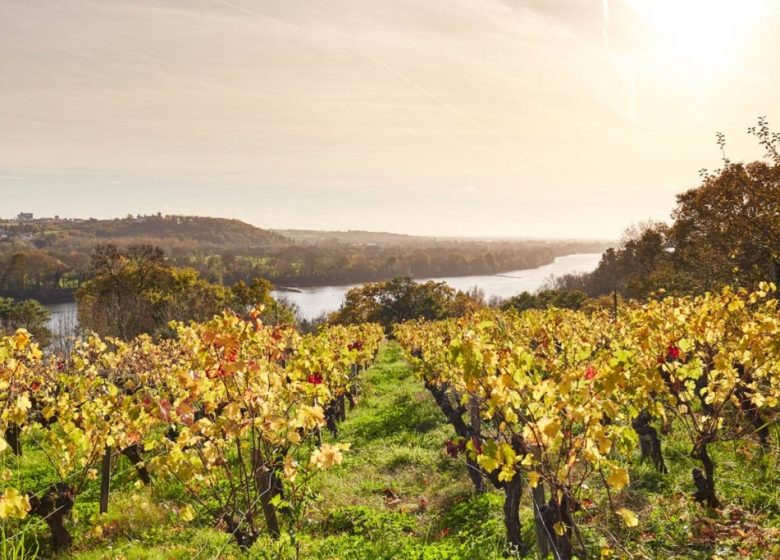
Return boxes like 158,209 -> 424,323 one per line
46,252 -> 603,328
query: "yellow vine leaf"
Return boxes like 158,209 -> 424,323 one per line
477,454 -> 500,473
12,330 -> 31,350
616,507 -> 639,527
310,443 -> 350,469
538,417 -> 561,439
180,504 -> 196,522
553,521 -> 567,536
0,488 -> 31,519
607,467 -> 630,490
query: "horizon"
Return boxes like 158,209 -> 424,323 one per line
0,211 -> 615,243
2,0 -> 778,238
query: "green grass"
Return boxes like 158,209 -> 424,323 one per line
5,342 -> 780,559
298,342 -> 507,559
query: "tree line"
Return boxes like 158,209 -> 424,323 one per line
0,214 -> 606,303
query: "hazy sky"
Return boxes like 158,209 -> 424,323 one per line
1,0 -> 778,238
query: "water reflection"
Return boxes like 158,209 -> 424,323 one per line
274,252 -> 602,320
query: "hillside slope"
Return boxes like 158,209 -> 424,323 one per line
0,215 -> 289,252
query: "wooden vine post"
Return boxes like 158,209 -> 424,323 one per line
99,446 -> 112,514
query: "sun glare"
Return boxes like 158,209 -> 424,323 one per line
624,0 -> 765,76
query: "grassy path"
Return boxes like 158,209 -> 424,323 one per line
301,341 -> 506,559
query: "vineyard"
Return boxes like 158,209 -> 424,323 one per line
395,284 -> 780,559
0,312 -> 383,557
1,286 -> 780,559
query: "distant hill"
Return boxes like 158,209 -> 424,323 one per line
275,229 -> 613,248
0,215 -> 289,253
275,229 -> 422,245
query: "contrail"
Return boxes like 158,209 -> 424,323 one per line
209,0 -> 525,156
211,0 -> 288,27
108,43 -> 189,74
343,45 -> 523,153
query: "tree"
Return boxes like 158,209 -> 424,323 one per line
231,277 -> 296,325
77,245 -> 295,340
584,222 -> 677,297
501,289 -> 588,312
78,246 -> 218,339
77,244 -> 174,339
670,160 -> 780,291
0,297 -> 51,345
330,277 -> 481,332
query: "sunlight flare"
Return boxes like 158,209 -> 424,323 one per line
623,0 -> 765,74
